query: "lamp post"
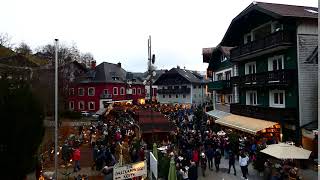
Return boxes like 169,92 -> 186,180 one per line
145,35 -> 156,144
54,39 -> 59,180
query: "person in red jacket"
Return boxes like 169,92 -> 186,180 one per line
192,148 -> 199,167
72,146 -> 81,172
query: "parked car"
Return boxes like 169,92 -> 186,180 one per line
81,111 -> 90,117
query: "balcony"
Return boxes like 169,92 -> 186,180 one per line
230,31 -> 295,61
100,93 -> 112,99
230,103 -> 297,123
157,88 -> 191,94
231,69 -> 295,88
208,80 -> 231,91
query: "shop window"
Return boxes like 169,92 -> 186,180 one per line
183,94 -> 186,98
176,94 -> 178,98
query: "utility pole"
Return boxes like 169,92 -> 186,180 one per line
54,39 -> 59,180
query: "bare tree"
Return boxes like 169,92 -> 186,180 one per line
15,42 -> 32,55
0,33 -> 13,48
80,52 -> 94,67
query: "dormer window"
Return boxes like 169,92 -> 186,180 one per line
221,55 -> 228,62
112,76 -> 120,81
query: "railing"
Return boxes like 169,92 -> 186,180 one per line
208,80 -> 231,91
230,31 -> 295,60
100,93 -> 112,99
230,103 -> 297,122
157,88 -> 191,94
231,69 -> 295,87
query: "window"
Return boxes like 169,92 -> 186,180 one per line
226,94 -> 232,104
268,55 -> 284,71
269,90 -> 285,108
225,71 -> 231,80
78,88 -> 84,96
246,91 -> 257,105
137,88 -> 141,94
221,55 -> 228,62
174,86 -> 179,89
88,101 -> 95,110
194,94 -> 197,98
113,87 -> 118,95
245,62 -> 256,75
176,94 -> 179,98
78,101 -> 85,110
183,94 -> 186,98
163,95 -> 165,98
88,87 -> 95,96
69,88 -> 74,96
168,86 -> 172,89
244,33 -> 252,44
193,85 -> 196,89
271,21 -> 283,33
103,89 -> 109,95
198,85 -> 201,89
216,73 -> 223,81
169,94 -> 172,98
132,88 -> 136,95
216,94 -> 222,103
69,101 -> 74,110
120,87 -> 125,95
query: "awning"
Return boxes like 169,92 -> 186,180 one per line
215,114 -> 278,134
206,110 -> 231,119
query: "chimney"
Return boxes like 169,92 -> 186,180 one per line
117,62 -> 121,68
91,60 -> 96,69
177,65 -> 180,69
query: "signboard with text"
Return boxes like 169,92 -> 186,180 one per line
113,161 -> 147,180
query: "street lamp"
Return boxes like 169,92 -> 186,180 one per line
54,39 -> 59,180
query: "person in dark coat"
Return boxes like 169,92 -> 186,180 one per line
200,153 -> 207,177
228,150 -> 236,175
205,145 -> 214,171
214,149 -> 221,172
188,161 -> 198,180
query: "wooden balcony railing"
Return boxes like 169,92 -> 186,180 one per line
230,103 -> 297,122
231,69 -> 295,88
230,31 -> 295,61
208,80 -> 231,91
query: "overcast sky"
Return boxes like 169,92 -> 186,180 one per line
1,0 -> 317,72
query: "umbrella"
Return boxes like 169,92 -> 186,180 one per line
168,158 -> 177,180
260,143 -> 312,159
153,143 -> 158,160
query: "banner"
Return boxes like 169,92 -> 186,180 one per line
113,161 -> 147,180
150,152 -> 158,179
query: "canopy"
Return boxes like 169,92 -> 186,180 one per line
215,114 -> 277,134
260,143 -> 312,159
206,109 -> 231,119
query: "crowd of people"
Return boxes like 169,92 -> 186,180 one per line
37,103 -> 305,180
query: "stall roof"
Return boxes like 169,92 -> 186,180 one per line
206,109 -> 231,119
215,114 -> 278,134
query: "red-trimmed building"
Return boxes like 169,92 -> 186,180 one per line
68,61 -> 146,112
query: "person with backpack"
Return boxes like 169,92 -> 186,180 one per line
214,148 -> 222,172
228,150 -> 236,176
